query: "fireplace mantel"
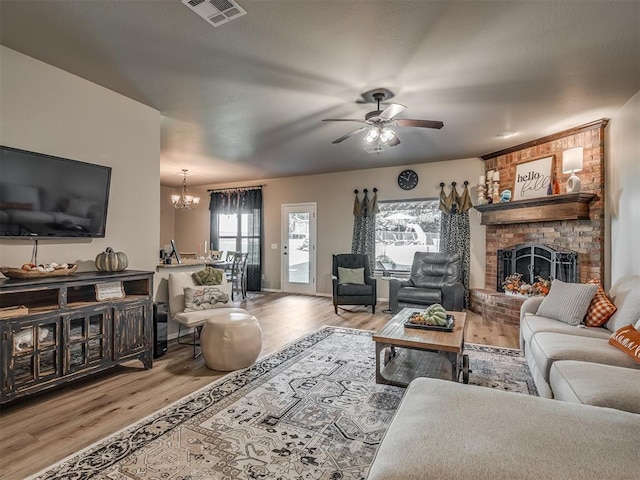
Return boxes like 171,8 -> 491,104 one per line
474,193 -> 597,225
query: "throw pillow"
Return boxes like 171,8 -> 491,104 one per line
584,279 -> 617,327
192,267 -> 223,286
609,324 -> 640,365
605,285 -> 640,333
338,267 -> 365,285
183,283 -> 232,312
536,279 -> 598,326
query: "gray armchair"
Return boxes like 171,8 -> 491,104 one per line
332,254 -> 377,314
389,252 -> 464,313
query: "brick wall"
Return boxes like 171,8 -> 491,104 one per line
470,120 -> 607,324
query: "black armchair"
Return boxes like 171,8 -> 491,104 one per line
389,252 -> 464,313
332,254 -> 377,314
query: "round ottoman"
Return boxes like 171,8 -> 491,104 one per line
200,309 -> 262,371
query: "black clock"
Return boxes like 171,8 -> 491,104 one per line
397,169 -> 419,190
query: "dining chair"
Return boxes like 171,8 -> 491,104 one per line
179,251 -> 198,259
227,252 -> 248,300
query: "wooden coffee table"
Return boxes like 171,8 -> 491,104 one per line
373,308 -> 469,387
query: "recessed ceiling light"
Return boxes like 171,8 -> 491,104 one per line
497,131 -> 518,138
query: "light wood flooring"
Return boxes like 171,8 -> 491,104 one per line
0,292 -> 519,479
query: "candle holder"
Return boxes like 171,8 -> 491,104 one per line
476,184 -> 489,205
492,179 -> 500,203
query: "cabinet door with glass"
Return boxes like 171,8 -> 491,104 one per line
1,317 -> 62,400
63,306 -> 113,374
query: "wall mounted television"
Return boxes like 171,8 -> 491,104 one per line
0,146 -> 112,238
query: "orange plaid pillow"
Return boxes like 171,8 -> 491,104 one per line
609,324 -> 640,365
584,279 -> 617,327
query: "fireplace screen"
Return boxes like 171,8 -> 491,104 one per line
497,243 -> 578,291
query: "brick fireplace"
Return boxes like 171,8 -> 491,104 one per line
470,120 -> 607,324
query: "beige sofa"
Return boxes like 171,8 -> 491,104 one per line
520,275 -> 640,413
367,378 -> 639,480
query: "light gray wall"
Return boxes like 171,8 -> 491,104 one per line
0,46 -> 160,272
160,185 -> 178,254
607,90 -> 640,286
172,158 -> 486,298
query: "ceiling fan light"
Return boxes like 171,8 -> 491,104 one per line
380,127 -> 395,143
364,127 -> 379,144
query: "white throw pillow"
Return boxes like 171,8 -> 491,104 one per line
605,286 -> 640,333
183,283 -> 232,312
536,279 -> 598,326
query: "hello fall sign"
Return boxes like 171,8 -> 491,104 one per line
514,156 -> 553,200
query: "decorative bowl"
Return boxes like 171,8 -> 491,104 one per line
1,264 -> 78,279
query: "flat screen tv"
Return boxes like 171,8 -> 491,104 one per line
0,146 -> 112,238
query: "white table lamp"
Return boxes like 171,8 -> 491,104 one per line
563,147 -> 583,193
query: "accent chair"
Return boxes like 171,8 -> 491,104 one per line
332,254 -> 377,314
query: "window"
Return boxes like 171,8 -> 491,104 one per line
375,199 -> 440,273
216,213 -> 260,264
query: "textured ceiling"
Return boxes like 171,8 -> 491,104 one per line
1,0 -> 638,187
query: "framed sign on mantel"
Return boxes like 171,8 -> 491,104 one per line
513,155 -> 553,200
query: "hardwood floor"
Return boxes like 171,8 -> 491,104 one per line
0,292 -> 519,479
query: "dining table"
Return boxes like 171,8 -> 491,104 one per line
206,259 -> 232,270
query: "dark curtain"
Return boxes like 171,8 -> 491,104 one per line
351,189 -> 379,273
439,183 -> 472,308
209,188 -> 263,291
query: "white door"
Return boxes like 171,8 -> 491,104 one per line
281,203 -> 316,294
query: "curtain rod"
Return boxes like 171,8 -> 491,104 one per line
207,184 -> 265,193
439,181 -> 470,187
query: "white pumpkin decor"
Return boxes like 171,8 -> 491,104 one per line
95,247 -> 129,272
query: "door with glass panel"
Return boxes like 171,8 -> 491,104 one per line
281,203 -> 316,295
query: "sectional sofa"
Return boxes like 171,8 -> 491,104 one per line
367,378 -> 639,480
367,276 -> 640,479
520,275 -> 640,413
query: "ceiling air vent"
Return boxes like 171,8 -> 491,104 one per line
182,0 -> 246,28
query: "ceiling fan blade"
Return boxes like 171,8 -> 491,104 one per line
379,103 -> 406,121
322,118 -> 366,123
388,136 -> 401,147
332,127 -> 366,144
393,119 -> 444,129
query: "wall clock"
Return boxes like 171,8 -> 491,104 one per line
397,169 -> 419,190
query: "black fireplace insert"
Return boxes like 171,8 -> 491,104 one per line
497,243 -> 578,291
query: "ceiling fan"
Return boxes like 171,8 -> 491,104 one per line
322,88 -> 444,147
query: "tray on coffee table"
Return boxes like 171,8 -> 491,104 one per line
405,314 -> 455,332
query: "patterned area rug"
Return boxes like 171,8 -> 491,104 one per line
29,327 -> 535,480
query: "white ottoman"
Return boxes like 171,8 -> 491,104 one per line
200,309 -> 262,371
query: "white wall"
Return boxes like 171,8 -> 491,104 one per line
171,158 -> 486,298
0,47 -> 160,272
607,90 -> 640,286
